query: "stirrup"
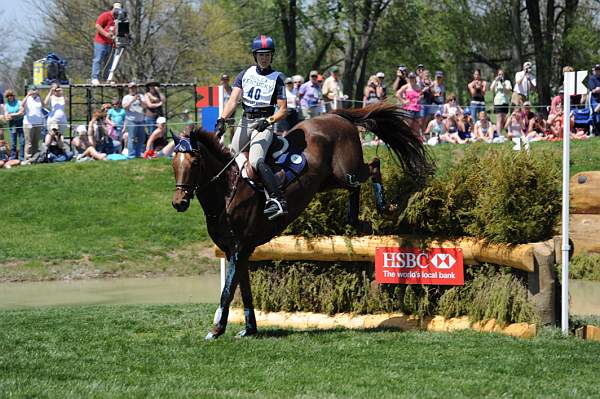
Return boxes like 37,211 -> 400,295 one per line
264,197 -> 287,220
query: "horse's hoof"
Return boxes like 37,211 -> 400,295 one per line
205,327 -> 225,340
235,329 -> 258,338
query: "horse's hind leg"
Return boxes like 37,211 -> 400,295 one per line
368,157 -> 386,213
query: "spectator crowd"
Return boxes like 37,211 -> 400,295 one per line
2,60 -> 600,169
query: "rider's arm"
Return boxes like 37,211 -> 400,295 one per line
268,98 -> 287,124
219,87 -> 242,120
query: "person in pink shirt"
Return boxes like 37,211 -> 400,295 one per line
396,72 -> 422,133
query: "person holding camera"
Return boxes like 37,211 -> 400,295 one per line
122,82 -> 148,158
19,89 -> 45,163
44,83 -> 68,135
91,3 -> 122,85
512,61 -> 536,106
44,123 -> 73,162
490,69 -> 512,136
363,75 -> 382,107
467,69 -> 487,123
392,65 -> 408,93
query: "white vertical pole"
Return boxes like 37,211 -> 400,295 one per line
561,73 -> 571,335
220,257 -> 226,292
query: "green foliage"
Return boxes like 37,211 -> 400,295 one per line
287,144 -> 562,245
245,262 -> 538,325
438,266 -> 539,326
569,255 -> 600,282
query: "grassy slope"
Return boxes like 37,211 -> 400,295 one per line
1,304 -> 599,398
1,139 -> 599,279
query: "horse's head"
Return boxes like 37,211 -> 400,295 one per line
171,131 -> 201,212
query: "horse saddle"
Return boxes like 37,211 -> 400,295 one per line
235,131 -> 307,191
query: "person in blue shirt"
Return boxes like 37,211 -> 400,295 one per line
215,35 -> 288,220
588,64 -> 600,135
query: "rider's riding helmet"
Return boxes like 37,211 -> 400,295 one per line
252,35 -> 275,55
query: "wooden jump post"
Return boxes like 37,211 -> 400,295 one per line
215,235 -> 558,325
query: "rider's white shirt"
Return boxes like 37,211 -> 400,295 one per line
241,66 -> 278,108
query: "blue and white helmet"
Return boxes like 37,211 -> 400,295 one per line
251,35 -> 275,54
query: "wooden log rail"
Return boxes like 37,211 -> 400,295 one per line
570,172 -> 600,255
215,235 -> 537,272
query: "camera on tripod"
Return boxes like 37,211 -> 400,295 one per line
114,8 -> 130,48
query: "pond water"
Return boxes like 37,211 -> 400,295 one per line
0,274 -> 220,309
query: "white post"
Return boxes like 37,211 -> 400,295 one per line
220,257 -> 226,292
561,73 -> 572,335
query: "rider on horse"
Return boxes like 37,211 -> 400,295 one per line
215,34 -> 289,220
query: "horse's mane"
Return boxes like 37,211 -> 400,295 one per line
191,128 -> 233,163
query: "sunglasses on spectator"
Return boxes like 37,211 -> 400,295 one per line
310,75 -> 318,78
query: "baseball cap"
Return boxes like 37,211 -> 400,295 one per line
435,110 -> 442,117
435,70 -> 444,77
416,64 -> 424,69
376,72 -> 385,78
284,77 -> 293,84
113,2 -> 122,9
398,64 -> 407,71
221,74 -> 229,80
156,117 -> 167,124
594,64 -> 600,70
523,61 -> 532,69
464,109 -> 471,115
408,72 -> 417,78
330,66 -> 339,73
309,70 -> 319,77
76,125 -> 87,135
127,81 -> 137,88
523,101 -> 531,107
49,122 -> 59,131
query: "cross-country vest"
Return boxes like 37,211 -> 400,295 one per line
241,66 -> 278,108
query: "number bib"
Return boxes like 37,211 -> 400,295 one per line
241,66 -> 279,108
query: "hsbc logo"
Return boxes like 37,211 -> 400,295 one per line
375,247 -> 464,286
430,253 -> 456,269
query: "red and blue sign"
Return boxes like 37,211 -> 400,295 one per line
196,86 -> 220,132
375,247 -> 464,285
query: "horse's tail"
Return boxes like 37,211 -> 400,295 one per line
332,103 -> 435,178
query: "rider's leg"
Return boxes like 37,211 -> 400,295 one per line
250,124 -> 288,219
231,117 -> 251,154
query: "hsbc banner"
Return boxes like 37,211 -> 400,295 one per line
375,247 -> 464,286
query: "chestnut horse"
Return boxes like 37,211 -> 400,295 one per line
171,103 -> 433,339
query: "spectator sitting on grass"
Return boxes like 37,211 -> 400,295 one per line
443,112 -> 466,144
88,110 -> 113,154
144,116 -> 167,158
457,109 -> 473,142
547,95 -> 588,140
72,124 -> 107,161
473,111 -> 495,142
526,113 -> 548,142
44,123 -> 73,162
442,95 -> 462,118
0,139 -> 21,168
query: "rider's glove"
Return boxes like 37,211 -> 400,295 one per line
255,118 -> 271,132
215,118 -> 226,138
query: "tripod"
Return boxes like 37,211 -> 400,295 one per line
107,46 -> 126,83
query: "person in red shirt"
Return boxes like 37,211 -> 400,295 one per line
91,3 -> 121,85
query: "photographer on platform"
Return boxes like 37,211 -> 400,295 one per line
91,3 -> 122,85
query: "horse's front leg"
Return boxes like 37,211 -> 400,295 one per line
206,252 -> 256,340
206,252 -> 241,340
236,257 -> 257,338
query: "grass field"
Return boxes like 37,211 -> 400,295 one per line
1,138 -> 600,281
0,304 -> 599,398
